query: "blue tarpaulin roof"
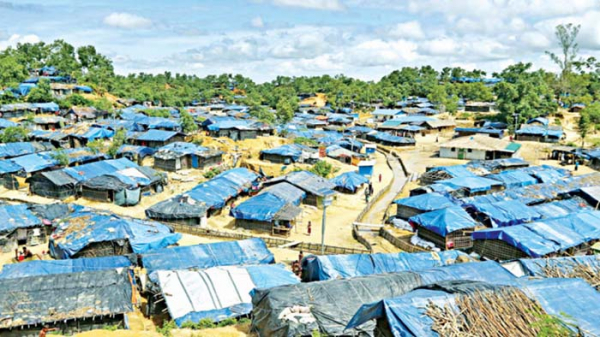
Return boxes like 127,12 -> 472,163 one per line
133,129 -> 180,142
372,109 -> 403,116
0,256 -> 132,279
409,206 -> 478,236
0,204 -> 42,234
371,132 -> 416,145
519,255 -> 600,277
231,192 -> 289,222
142,238 -> 274,275
530,197 -> 590,218
516,126 -> 563,138
470,200 -> 543,227
156,142 -> 208,155
486,170 -> 538,188
158,264 -> 299,326
472,211 -> 600,257
117,144 -> 156,157
50,211 -> 181,259
0,142 -> 47,158
428,165 -> 477,179
330,171 -> 369,192
261,144 -> 305,161
394,193 -> 455,211
0,118 -> 17,129
347,278 -> 600,337
438,176 -> 502,193
301,250 -> 471,282
261,182 -> 305,205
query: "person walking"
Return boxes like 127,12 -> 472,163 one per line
307,221 -> 312,236
378,173 -> 382,183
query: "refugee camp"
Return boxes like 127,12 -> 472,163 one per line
2,1 -> 600,336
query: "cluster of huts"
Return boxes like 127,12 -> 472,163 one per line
1,213 -> 599,337
393,157 -> 600,260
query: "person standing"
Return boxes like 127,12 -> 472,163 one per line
378,173 -> 382,183
298,250 -> 304,262
307,221 -> 312,236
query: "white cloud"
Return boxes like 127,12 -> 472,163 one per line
103,12 -> 152,29
251,16 -> 264,28
419,38 -> 458,56
0,33 -> 40,50
270,0 -> 344,11
388,21 -> 424,40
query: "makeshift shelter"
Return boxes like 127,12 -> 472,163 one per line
419,165 -> 477,185
129,129 -> 186,148
116,144 -> 155,165
64,106 -> 98,122
367,132 -> 416,146
435,176 -> 504,197
264,170 -> 336,207
468,200 -> 543,227
486,169 -> 538,188
517,255 -> 600,279
260,144 -> 318,164
0,142 -> 54,159
146,168 -> 259,222
439,135 -> 520,160
516,125 -> 563,143
0,269 -> 134,335
0,255 -> 132,279
394,193 -> 455,220
153,142 -> 223,171
232,183 -> 305,236
454,126 -> 504,138
329,171 -> 369,193
141,238 -> 274,277
530,197 -> 590,218
409,206 -> 479,250
346,278 -> 600,337
0,204 -> 45,252
371,108 -> 404,121
301,250 -> 471,282
49,211 -> 181,259
153,265 -> 299,326
250,261 -> 516,337
472,211 -> 600,260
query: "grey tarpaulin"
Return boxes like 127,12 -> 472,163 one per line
0,269 -> 133,329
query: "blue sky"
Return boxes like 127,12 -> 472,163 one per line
2,0 -> 600,82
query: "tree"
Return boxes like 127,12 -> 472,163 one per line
180,110 -> 198,133
0,126 -> 28,143
107,128 -> 127,157
276,98 -> 295,123
50,149 -> 69,166
546,23 -> 581,95
87,139 -> 105,154
27,79 -> 53,103
309,160 -> 333,178
0,55 -> 28,87
579,110 -> 590,148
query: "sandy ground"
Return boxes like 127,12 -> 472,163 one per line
207,151 -> 393,249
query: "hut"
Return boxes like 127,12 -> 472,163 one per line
260,144 -> 318,164
49,211 -> 181,259
153,142 -> 223,172
409,206 -> 479,250
129,130 -> 186,148
263,170 -> 336,208
64,106 -> 99,122
439,135 -> 521,160
329,171 -> 369,193
116,144 -> 156,165
371,108 -> 404,122
394,193 -> 455,220
232,182 -> 305,236
0,269 -> 134,335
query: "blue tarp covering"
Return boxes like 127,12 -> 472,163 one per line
0,160 -> 23,174
0,256 -> 132,279
371,132 -> 416,145
134,129 -> 179,142
330,171 -> 369,192
0,118 -> 17,129
0,204 -> 42,234
50,211 -> 181,259
519,255 -> 600,277
0,142 -> 43,158
261,182 -> 305,205
169,264 -> 299,326
470,200 -> 543,227
486,170 -> 538,188
261,144 -> 304,161
301,251 -> 471,282
438,176 -> 502,193
455,127 -> 504,136
472,211 -> 600,257
516,126 -> 563,138
347,278 -> 600,337
523,165 -> 570,183
530,198 -> 590,218
117,145 -> 156,157
409,206 -> 478,236
74,85 -> 93,93
141,238 -> 274,275
156,142 -> 208,155
394,193 -> 455,211
428,165 -> 477,179
231,192 -> 288,221
73,127 -> 114,140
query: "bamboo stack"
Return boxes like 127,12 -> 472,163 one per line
541,263 -> 600,290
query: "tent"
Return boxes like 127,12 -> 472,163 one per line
329,171 -> 369,193
409,206 -> 478,236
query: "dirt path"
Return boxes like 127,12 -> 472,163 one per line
362,152 -> 407,225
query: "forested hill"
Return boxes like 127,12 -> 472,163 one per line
1,25 -> 600,126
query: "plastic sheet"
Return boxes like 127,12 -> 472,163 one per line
409,206 -> 478,236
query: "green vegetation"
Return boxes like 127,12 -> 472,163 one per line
309,160 -> 333,178
530,312 -> 577,337
204,167 -> 223,179
0,22 -> 598,129
107,128 -> 127,157
50,149 -> 69,166
156,319 -> 177,336
87,138 -> 105,154
293,137 -> 318,147
0,126 -> 28,143
180,110 -> 199,133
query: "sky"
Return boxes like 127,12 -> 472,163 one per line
1,0 -> 600,82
